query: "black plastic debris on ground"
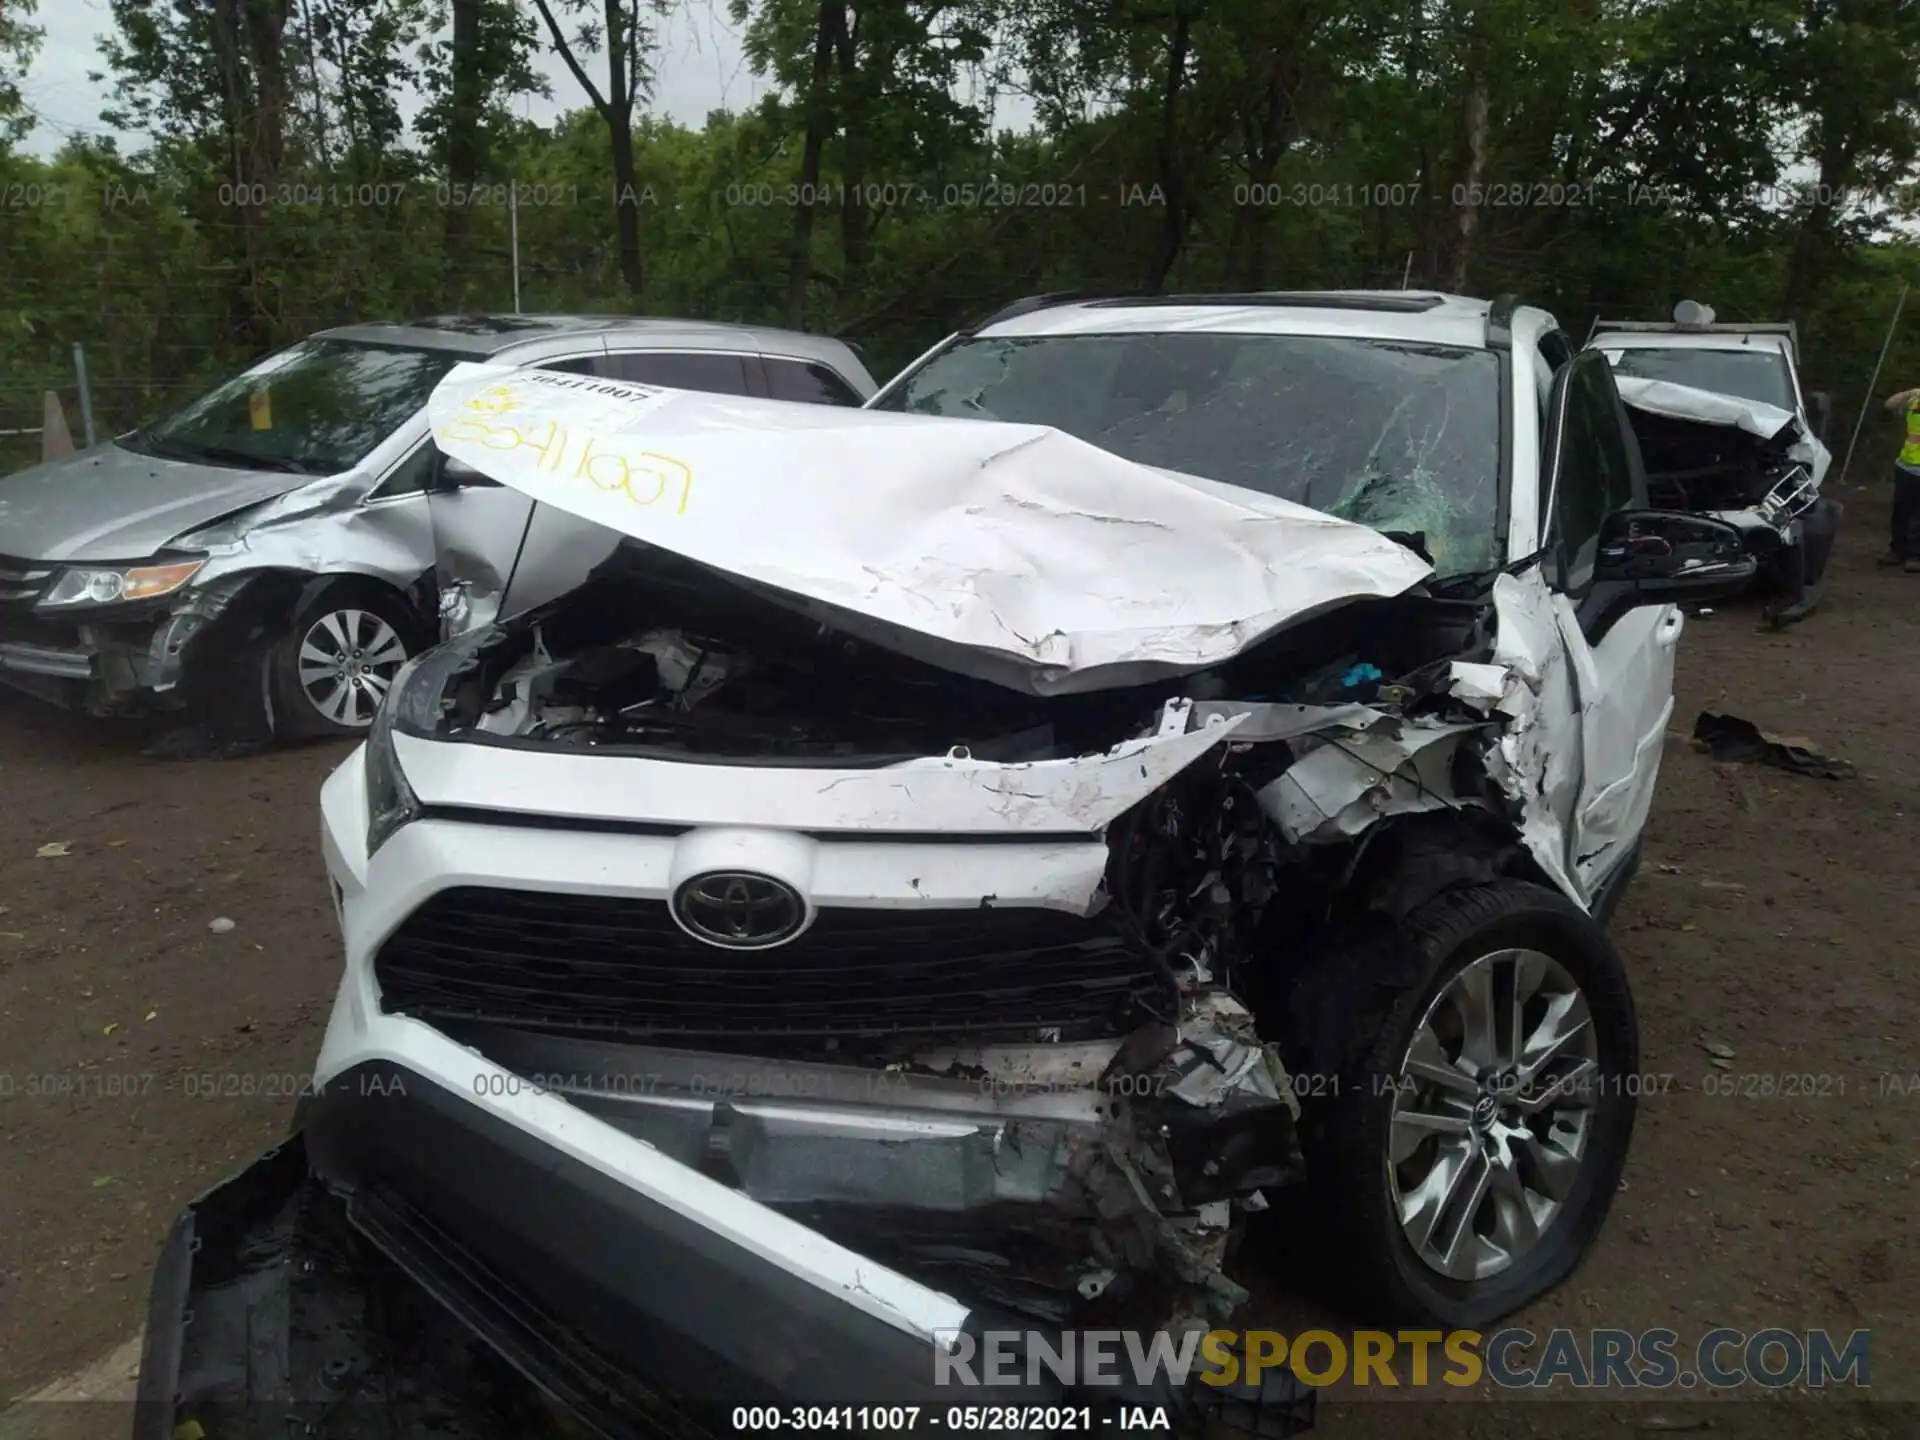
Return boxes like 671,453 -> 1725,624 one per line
1692,711 -> 1856,780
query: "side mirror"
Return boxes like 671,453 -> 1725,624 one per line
430,455 -> 499,491
1593,510 -> 1756,600
1579,510 -> 1756,640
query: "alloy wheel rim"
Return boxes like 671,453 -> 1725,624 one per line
1388,946 -> 1600,1282
297,608 -> 407,729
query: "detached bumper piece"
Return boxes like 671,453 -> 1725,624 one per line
133,1134 -> 712,1440
136,1065 -> 1315,1439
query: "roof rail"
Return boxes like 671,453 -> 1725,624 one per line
965,288 -> 1452,333
1586,317 -> 1800,356
1485,293 -> 1520,350
963,291 -> 1127,333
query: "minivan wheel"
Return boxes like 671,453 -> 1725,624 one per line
1286,880 -> 1639,1329
272,585 -> 417,737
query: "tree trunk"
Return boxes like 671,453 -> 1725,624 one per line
529,0 -> 648,300
209,0 -> 292,349
1145,10 -> 1193,293
785,0 -> 841,329
1442,32 -> 1489,294
443,0 -> 483,294
1233,39 -> 1307,291
603,0 -> 642,298
834,13 -> 871,280
609,116 -> 643,298
1782,146 -> 1854,317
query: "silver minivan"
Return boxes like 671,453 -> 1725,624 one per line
0,315 -> 875,745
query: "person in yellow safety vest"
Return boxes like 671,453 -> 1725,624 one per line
1882,386 -> 1920,572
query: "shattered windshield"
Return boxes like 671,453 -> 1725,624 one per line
1602,347 -> 1795,413
872,331 -> 1503,577
127,339 -> 463,475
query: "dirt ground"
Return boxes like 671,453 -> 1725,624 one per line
0,491 -> 1915,1438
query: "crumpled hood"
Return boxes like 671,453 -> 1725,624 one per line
426,362 -> 1435,695
0,442 -> 308,563
1613,376 -> 1800,439
1614,375 -> 1830,484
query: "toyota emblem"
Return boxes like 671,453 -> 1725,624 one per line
671,871 -> 808,949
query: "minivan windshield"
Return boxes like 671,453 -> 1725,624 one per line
1602,346 -> 1796,414
125,339 -> 464,475
871,331 -> 1504,577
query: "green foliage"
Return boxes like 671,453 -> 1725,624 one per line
0,0 -> 40,150
1,0 -> 1916,459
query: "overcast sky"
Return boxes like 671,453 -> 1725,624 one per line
13,0 -> 781,158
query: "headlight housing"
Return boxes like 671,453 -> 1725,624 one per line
364,626 -> 497,857
364,655 -> 425,858
38,558 -> 207,609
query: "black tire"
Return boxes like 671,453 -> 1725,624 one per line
270,581 -> 422,739
1280,879 -> 1639,1329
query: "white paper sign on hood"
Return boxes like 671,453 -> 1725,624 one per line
426,362 -> 1435,695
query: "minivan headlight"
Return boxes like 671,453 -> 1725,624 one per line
39,559 -> 206,609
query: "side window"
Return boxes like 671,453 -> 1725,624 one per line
764,357 -> 864,407
367,440 -> 439,500
598,350 -> 753,395
540,356 -> 601,376
1546,352 -> 1639,591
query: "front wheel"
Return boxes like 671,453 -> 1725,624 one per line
1287,880 -> 1639,1329
272,585 -> 418,737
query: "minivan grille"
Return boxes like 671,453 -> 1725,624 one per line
0,556 -> 52,606
374,887 -> 1163,1043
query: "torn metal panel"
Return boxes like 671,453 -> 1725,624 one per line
1186,699 -> 1393,742
147,573 -> 261,692
911,1040 -> 1125,1090
1445,660 -> 1510,714
391,712 -> 1250,835
1150,993 -> 1301,1122
1481,570 -> 1583,903
174,478 -> 438,597
1254,719 -> 1481,843
1613,376 -> 1801,443
425,362 -> 1434,696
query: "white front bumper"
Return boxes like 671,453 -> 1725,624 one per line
316,744 -> 1145,1351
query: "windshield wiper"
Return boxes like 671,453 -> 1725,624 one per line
128,432 -> 317,475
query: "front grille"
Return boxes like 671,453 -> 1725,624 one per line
0,555 -> 52,606
374,887 -> 1163,1042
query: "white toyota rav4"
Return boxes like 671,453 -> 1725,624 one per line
142,292 -> 1757,1434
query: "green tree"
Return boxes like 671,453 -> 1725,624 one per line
0,0 -> 40,150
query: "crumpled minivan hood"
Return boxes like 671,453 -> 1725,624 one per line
427,363 -> 1435,695
0,442 -> 309,563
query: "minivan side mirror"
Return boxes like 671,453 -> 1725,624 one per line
1578,510 -> 1756,641
430,454 -> 500,491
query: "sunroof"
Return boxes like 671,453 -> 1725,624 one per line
1086,292 -> 1447,314
402,315 -> 562,335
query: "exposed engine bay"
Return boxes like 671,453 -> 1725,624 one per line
1626,404 -> 1812,516
390,541 -> 1564,1339
1611,378 -> 1822,537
